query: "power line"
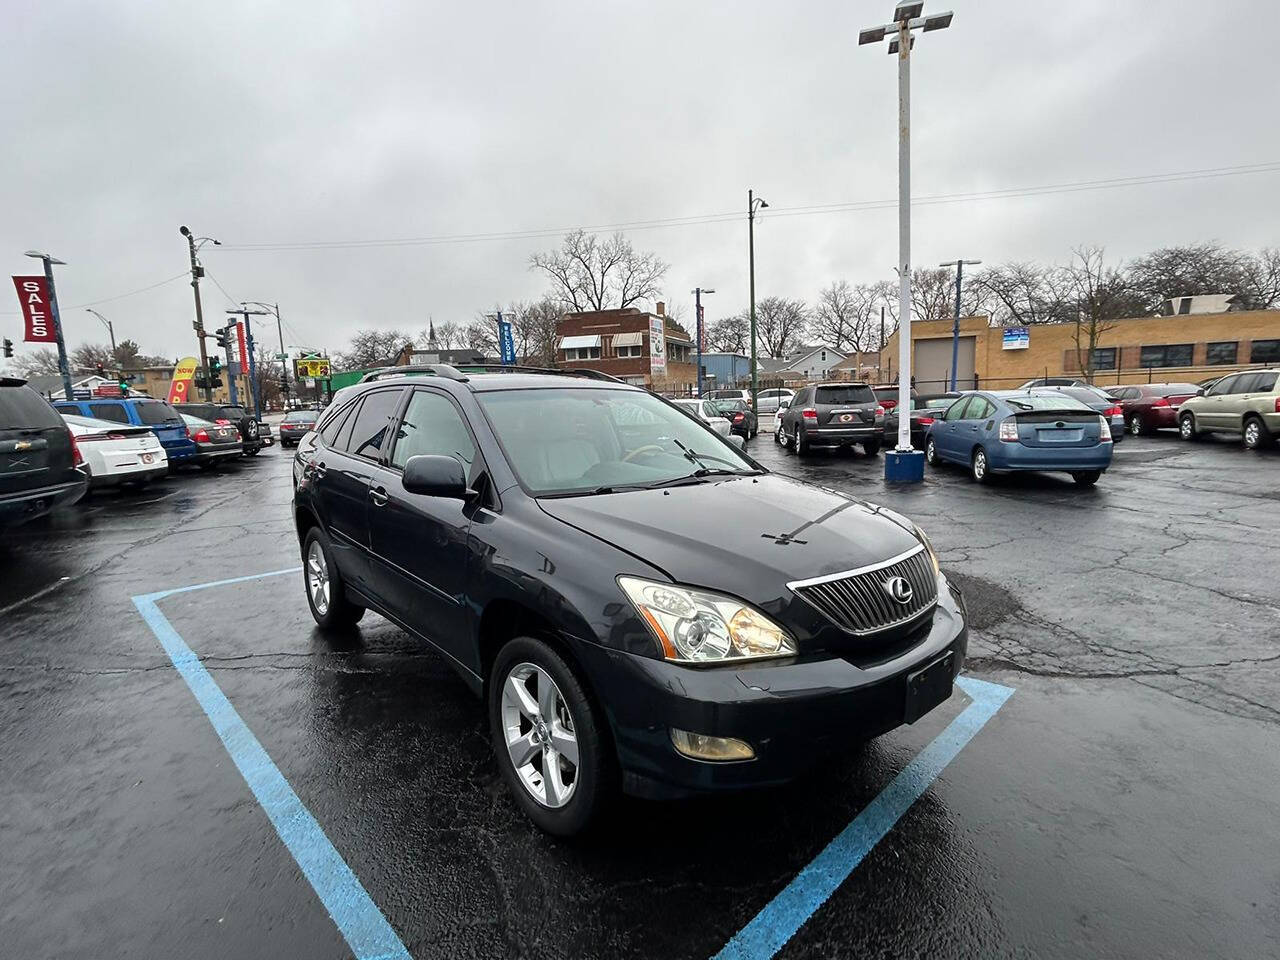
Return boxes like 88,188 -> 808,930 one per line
0,271 -> 189,316
204,272 -> 240,308
214,160 -> 1280,253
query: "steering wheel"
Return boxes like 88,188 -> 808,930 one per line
622,444 -> 666,463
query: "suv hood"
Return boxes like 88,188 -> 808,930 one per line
536,473 -> 922,595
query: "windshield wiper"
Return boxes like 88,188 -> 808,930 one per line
670,438 -> 747,471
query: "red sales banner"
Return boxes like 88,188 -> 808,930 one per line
236,321 -> 249,374
12,276 -> 57,343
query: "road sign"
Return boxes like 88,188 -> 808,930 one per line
294,357 -> 331,379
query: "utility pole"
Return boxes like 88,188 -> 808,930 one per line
85,308 -> 117,356
24,251 -> 73,400
940,258 -> 981,391
179,225 -> 220,401
226,304 -> 269,418
244,301 -> 287,410
692,287 -> 714,397
748,190 -> 768,413
860,1 -> 954,482
217,325 -> 238,406
879,305 -> 886,380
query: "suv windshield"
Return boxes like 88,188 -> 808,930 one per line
135,401 -> 182,425
478,387 -> 757,496
815,385 -> 874,404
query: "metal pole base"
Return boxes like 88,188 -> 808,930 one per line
884,449 -> 925,484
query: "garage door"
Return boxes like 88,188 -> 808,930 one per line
914,337 -> 975,392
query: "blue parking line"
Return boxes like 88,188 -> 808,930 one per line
714,676 -> 1015,960
132,568 -> 412,960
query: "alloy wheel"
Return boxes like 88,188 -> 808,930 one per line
306,540 -> 329,615
1244,420 -> 1261,448
501,663 -> 579,809
1180,415 -> 1194,440
973,449 -> 987,480
1129,415 -> 1142,436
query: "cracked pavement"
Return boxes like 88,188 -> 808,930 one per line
2,434 -> 1278,959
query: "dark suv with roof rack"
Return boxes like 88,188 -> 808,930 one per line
291,364 -> 967,835
2,377 -> 87,529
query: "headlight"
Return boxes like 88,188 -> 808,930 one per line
912,522 -> 941,577
618,576 -> 797,663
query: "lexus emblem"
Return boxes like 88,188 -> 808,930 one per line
883,576 -> 913,604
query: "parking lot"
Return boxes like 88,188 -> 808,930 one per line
3,432 -> 1279,959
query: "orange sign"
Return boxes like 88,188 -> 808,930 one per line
168,356 -> 199,404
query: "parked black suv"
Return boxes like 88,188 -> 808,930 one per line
1,378 -> 87,529
778,382 -> 885,456
291,366 -> 966,835
174,402 -> 266,455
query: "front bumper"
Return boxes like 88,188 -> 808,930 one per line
578,577 -> 968,798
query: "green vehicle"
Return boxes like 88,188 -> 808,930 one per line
1177,369 -> 1280,449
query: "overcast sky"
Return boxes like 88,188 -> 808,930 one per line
4,0 -> 1278,364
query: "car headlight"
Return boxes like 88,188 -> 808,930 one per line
912,522 -> 941,577
618,576 -> 797,663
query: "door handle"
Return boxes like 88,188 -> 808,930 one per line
368,485 -> 388,507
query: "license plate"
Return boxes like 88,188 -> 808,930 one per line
840,414 -> 853,422
904,651 -> 954,723
140,453 -> 154,464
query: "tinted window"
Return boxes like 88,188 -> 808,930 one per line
1157,384 -> 1199,396
970,397 -> 996,419
342,389 -> 402,459
136,401 -> 181,425
88,402 -> 130,424
1054,387 -> 1105,406
1112,388 -> 1136,401
1251,340 -> 1280,364
711,400 -> 748,414
1139,344 -> 1194,368
1091,347 -> 1117,370
1252,372 -> 1278,392
1206,375 -> 1237,397
1206,342 -> 1238,365
284,410 -> 318,423
0,385 -> 62,428
219,406 -> 248,419
1233,373 -> 1263,394
390,391 -> 475,470
944,397 -> 973,421
1003,394 -> 1093,412
815,385 -> 874,404
317,402 -> 356,447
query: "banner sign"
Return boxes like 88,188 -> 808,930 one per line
12,276 -> 56,343
236,322 -> 249,374
168,356 -> 199,404
498,317 -> 516,365
1002,326 -> 1030,350
697,304 -> 706,353
294,357 -> 332,379
648,315 -> 666,376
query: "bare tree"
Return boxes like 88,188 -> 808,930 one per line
755,297 -> 809,359
333,328 -> 413,371
706,313 -> 750,354
416,320 -> 467,350
1127,242 -> 1250,314
1238,247 -> 1280,311
530,230 -> 668,312
812,280 -> 885,372
70,342 -> 114,373
1065,246 -> 1143,384
13,348 -> 62,378
514,298 -> 562,366
969,262 -> 1076,326
464,319 -> 498,356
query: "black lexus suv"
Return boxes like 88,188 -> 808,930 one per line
291,365 -> 967,835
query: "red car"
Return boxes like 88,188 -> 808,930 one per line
1113,382 -> 1200,436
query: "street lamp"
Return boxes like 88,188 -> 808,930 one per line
179,225 -> 220,400
748,190 -> 768,413
24,250 -> 73,400
244,301 -> 290,408
859,1 -> 954,483
691,287 -> 715,397
85,308 -> 117,355
939,259 -> 981,391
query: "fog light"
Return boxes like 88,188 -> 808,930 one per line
670,728 -> 755,761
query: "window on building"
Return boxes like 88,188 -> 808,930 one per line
1139,343 -> 1194,368
563,346 -> 601,361
1206,341 -> 1238,365
614,344 -> 642,358
1091,347 -> 1117,370
1250,339 -> 1280,365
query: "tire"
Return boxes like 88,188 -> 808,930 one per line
1072,470 -> 1101,486
1243,415 -> 1271,450
1179,413 -> 1199,441
970,446 -> 991,484
925,436 -> 940,466
862,440 -> 881,456
244,447 -> 260,457
774,421 -> 785,446
1128,414 -> 1144,436
489,636 -> 614,837
302,527 -> 365,630
796,430 -> 811,456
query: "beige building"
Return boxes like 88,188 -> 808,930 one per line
882,309 -> 1280,391
124,364 -> 255,406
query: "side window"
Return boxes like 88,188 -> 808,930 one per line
54,403 -> 80,415
971,397 -> 996,420
341,389 -> 402,460
1233,373 -> 1262,394
944,397 -> 973,421
317,402 -> 355,448
1253,373 -> 1278,393
390,391 -> 476,470
701,401 -> 717,419
89,403 -> 130,424
1207,375 -> 1237,397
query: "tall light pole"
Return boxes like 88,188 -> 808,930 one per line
940,258 -> 981,391
85,308 -> 117,356
179,225 -> 220,400
245,301 -> 288,409
748,190 -> 768,413
692,287 -> 714,396
24,250 -> 73,400
860,2 -> 953,482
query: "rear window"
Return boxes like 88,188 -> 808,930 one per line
88,402 -> 131,423
815,385 -> 874,404
220,406 -> 248,419
136,401 -> 182,425
1157,384 -> 1199,396
1005,395 -> 1093,412
284,410 -> 318,423
0,384 -> 62,428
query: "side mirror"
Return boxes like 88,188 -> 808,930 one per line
728,434 -> 747,451
402,454 -> 469,498
1195,388 -> 1205,396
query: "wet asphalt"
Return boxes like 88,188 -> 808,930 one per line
1,429 -> 1278,959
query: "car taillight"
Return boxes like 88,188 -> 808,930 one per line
1098,415 -> 1112,441
194,428 -> 210,442
1104,405 -> 1122,417
1151,397 -> 1170,407
875,405 -> 886,419
880,399 -> 897,410
917,416 -> 935,425
184,425 -> 192,439
802,408 -> 817,420
732,413 -> 744,421
998,419 -> 1019,442
68,430 -> 84,466
215,418 -> 232,425
1275,397 -> 1280,414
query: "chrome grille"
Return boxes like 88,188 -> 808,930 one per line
788,546 -> 938,635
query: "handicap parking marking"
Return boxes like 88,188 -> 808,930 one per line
132,567 -> 412,960
714,677 -> 1015,960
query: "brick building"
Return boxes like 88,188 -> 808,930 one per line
556,304 -> 697,393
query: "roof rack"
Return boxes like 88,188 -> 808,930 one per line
449,363 -> 627,384
357,365 -> 470,383
355,363 -> 629,387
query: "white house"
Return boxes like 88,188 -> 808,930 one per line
780,344 -> 847,381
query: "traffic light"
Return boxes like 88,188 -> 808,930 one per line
2,338 -> 12,358
215,328 -> 229,349
209,356 -> 222,376
96,363 -> 106,377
